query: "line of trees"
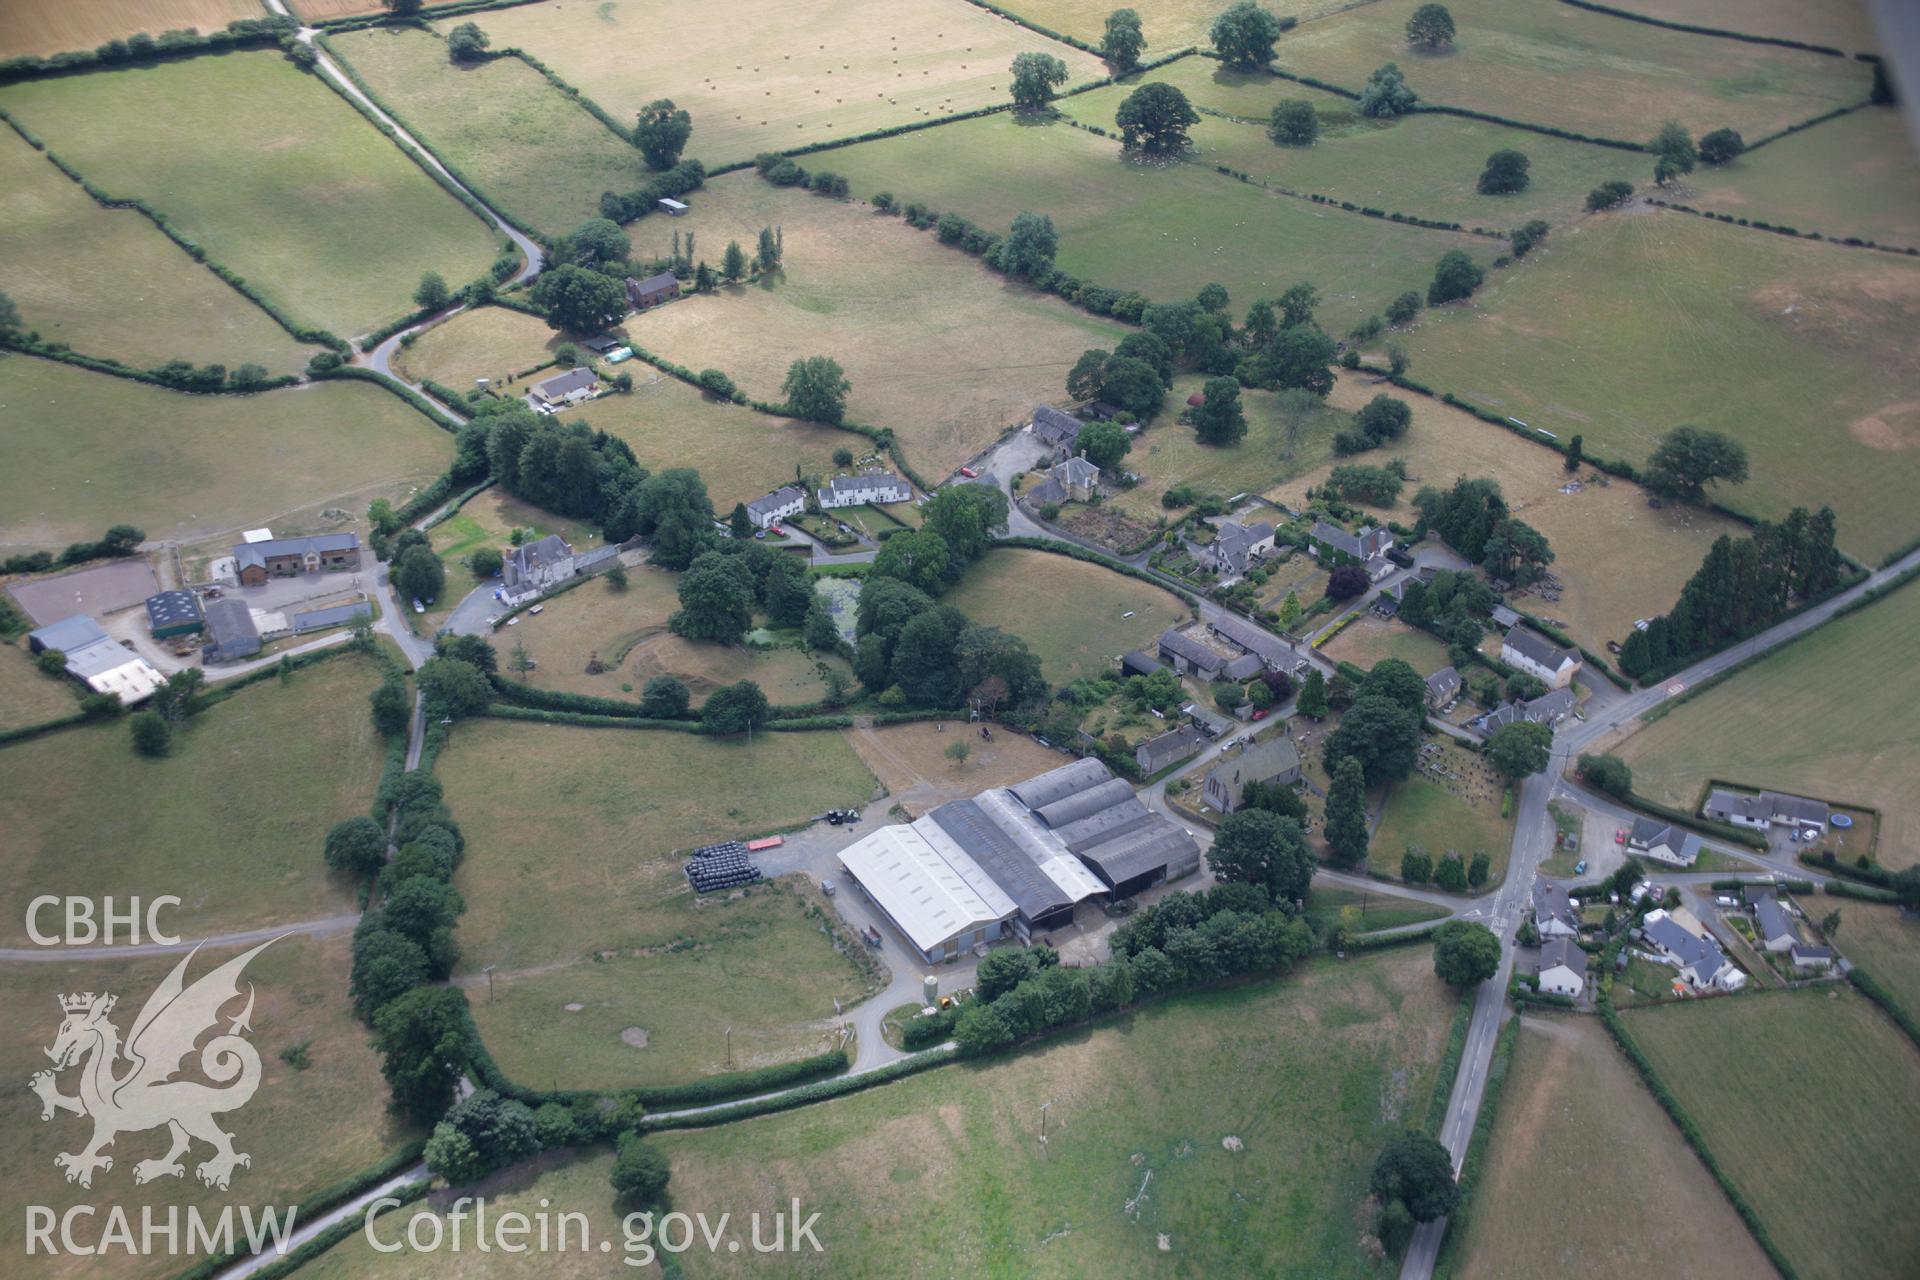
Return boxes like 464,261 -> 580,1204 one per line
1412,476 -> 1554,586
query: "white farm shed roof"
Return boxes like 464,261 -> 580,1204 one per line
837,824 -> 1010,958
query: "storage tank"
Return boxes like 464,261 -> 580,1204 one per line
923,974 -> 939,1007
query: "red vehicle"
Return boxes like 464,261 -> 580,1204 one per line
1614,829 -> 1627,844
768,524 -> 785,536
959,466 -> 979,478
1250,709 -> 1269,721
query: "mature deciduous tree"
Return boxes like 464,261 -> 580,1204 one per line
1116,81 -> 1200,153
1650,120 -> 1696,185
1209,809 -> 1316,903
1009,51 -> 1069,110
1102,7 -> 1146,71
1432,920 -> 1499,987
1645,426 -> 1748,503
782,355 -> 851,424
1268,99 -> 1318,146
633,99 -> 693,170
531,264 -> 629,335
1323,755 -> 1370,868
1326,694 -> 1421,784
1477,148 -> 1530,194
670,551 -> 755,643
1372,1128 -> 1461,1222
1211,0 -> 1284,69
1193,376 -> 1247,445
1405,3 -> 1455,48
373,987 -> 470,1119
700,680 -> 769,734
1427,249 -> 1484,305
1487,720 -> 1552,779
1358,63 -> 1417,118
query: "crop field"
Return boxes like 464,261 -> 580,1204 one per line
0,0 -> 263,59
0,355 -> 454,553
1620,987 -> 1920,1280
465,0 -> 1107,168
0,934 -> 419,1280
1062,60 -> 1638,230
821,110 -> 1500,333
1604,0 -> 1882,54
1276,0 -> 1869,142
1618,576 -> 1920,868
1456,1013 -> 1771,1280
0,642 -> 78,732
1832,904 -> 1920,1019
0,52 -> 500,339
1393,210 -> 1920,562
944,547 -> 1190,685
435,718 -> 879,1086
0,652 -> 387,946
626,173 -> 1124,478
1686,107 -> 1920,250
0,129 -> 315,373
1369,740 -> 1513,885
326,25 -> 641,238
1321,613 -> 1454,675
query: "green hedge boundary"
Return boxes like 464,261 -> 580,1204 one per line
0,338 -> 300,396
0,710 -> 91,748
1848,968 -> 1920,1055
310,363 -> 463,429
315,0 -> 547,32
1429,1013 -> 1518,1280
992,535 -> 1201,610
1344,921 -> 1445,951
643,1047 -> 960,1131
1613,789 -> 1766,849
1424,995 -> 1473,1137
1555,0 -> 1857,57
0,19 -> 296,85
1822,880 -> 1898,905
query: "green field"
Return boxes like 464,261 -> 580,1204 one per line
0,354 -> 454,552
1687,106 -> 1920,250
0,934 -> 419,1280
1396,209 -> 1920,561
1063,60 -> 1640,230
1457,1013 -> 1773,1280
819,110 -> 1500,332
1620,987 -> 1920,1280
1833,903 -> 1920,1020
326,25 -> 642,238
0,128 -> 314,373
945,547 -> 1190,685
1369,741 -> 1513,887
435,717 -> 879,1087
0,652 -> 387,945
0,52 -> 500,338
1303,884 -> 1450,933
1602,0 -> 1882,55
1322,613 -> 1455,676
991,0 -> 1341,46
1276,0 -> 1869,142
0,641 -> 79,732
1618,576 -> 1920,868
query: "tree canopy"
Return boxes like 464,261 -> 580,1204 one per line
1268,99 -> 1319,146
1358,63 -> 1417,118
1405,3 -> 1455,48
1102,8 -> 1146,71
1208,809 -> 1315,904
634,98 -> 693,170
1371,1128 -> 1462,1223
1477,148 -> 1530,195
1211,1 -> 1285,69
1193,376 -> 1247,446
1009,51 -> 1069,110
1427,249 -> 1484,305
1644,426 -> 1748,503
1116,82 -> 1199,154
530,264 -> 629,335
998,211 -> 1059,279
1433,920 -> 1500,987
1487,720 -> 1552,779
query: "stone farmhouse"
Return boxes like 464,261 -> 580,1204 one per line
1028,456 -> 1100,506
817,471 -> 911,509
1501,625 -> 1582,689
232,532 -> 360,587
626,270 -> 680,309
1202,518 -> 1276,577
1202,738 -> 1302,813
1308,520 -> 1393,581
503,534 -> 575,592
745,485 -> 807,530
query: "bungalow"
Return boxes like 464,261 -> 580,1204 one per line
1135,725 -> 1207,776
1208,613 -> 1297,674
1307,520 -> 1393,580
1536,936 -> 1586,998
26,614 -> 166,703
1158,628 -> 1228,678
1749,890 -> 1801,953
1702,788 -> 1830,834
502,534 -> 576,593
1425,665 -> 1461,711
1533,881 -> 1579,938
1643,908 -> 1744,990
626,271 -> 680,310
530,367 -> 599,410
1501,625 -> 1582,689
1203,519 -> 1276,577
232,532 -> 361,586
1627,818 -> 1702,868
745,486 -> 807,531
1790,940 -> 1834,970
817,470 -> 912,509
1202,738 -> 1301,813
1030,405 -> 1085,458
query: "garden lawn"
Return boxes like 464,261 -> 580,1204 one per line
1833,903 -> 1920,1021
1456,1012 -> 1772,1280
1619,987 -> 1920,1280
1393,210 -> 1920,562
0,643 -> 78,732
418,486 -> 597,630
1276,0 -> 1868,142
1600,0 -> 1882,54
625,173 -> 1126,479
821,111 -> 1500,333
0,129 -> 314,373
0,0 -> 262,59
1686,106 -> 1920,250
0,355 -> 454,553
0,651 -> 388,945
391,304 -> 566,390
435,718 -> 880,1087
326,25 -> 641,238
1064,60 -> 1640,230
1616,575 -> 1920,869
0,935 -> 419,1280
465,0 -> 1106,168
0,52 -> 500,338
945,547 -> 1190,685
1369,744 -> 1513,887
1321,613 -> 1454,676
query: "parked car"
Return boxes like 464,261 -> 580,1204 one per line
769,525 -> 785,536
959,466 -> 979,478
820,879 -> 835,897
1573,860 -> 1587,875
1250,708 -> 1268,721
411,598 -> 425,614
1715,895 -> 1738,908
1614,829 -> 1626,844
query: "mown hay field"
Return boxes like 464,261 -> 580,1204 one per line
0,355 -> 454,553
627,173 -> 1127,479
326,25 -> 642,238
0,652 -> 388,945
464,0 -> 1107,168
1276,0 -> 1869,141
0,935 -> 419,1280
989,0 -> 1346,47
1392,209 -> 1920,562
1603,0 -> 1881,54
0,641 -> 79,732
0,0 -> 263,59
1456,1013 -> 1773,1280
1617,576 -> 1920,869
0,128 -> 315,373
1832,903 -> 1920,1019
0,52 -> 500,338
1686,106 -> 1920,250
1620,987 -> 1920,1280
391,303 -> 568,390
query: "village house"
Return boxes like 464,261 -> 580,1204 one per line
1030,456 -> 1101,507
27,614 -> 166,702
231,532 -> 361,587
626,271 -> 680,310
745,485 -> 807,531
502,534 -> 577,593
1752,888 -> 1835,968
1536,936 -> 1586,998
1307,520 -> 1394,581
1202,519 -> 1276,577
1532,881 -> 1579,938
1134,725 -> 1207,776
529,367 -> 599,411
1642,908 -> 1745,990
817,471 -> 912,509
1702,788 -> 1830,835
1626,817 -> 1703,867
1030,405 -> 1085,459
1202,738 -> 1302,813
1425,665 -> 1461,711
1474,686 -> 1576,734
1501,625 -> 1582,689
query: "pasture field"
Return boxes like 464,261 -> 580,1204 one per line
842,720 -> 1073,814
289,0 -> 384,20
435,718 -> 879,1086
1603,0 -> 1882,54
1369,741 -> 1513,885
0,355 -> 454,553
1686,106 -> 1920,249
1276,0 -> 1869,142
1620,987 -> 1920,1280
326,25 -> 641,237
0,642 -> 78,732
1456,1013 -> 1772,1280
820,111 -> 1500,332
1321,612 -> 1454,676
990,0 -> 1340,47
466,0 -> 1107,167
391,303 -> 566,390
0,0 -> 262,59
0,652 -> 387,945
0,934 -> 419,1280
1063,60 -> 1638,230
1392,210 -> 1920,562
418,486 -> 596,628
944,547 -> 1190,685
0,52 -> 500,338
0,129 -> 315,373
1617,576 -> 1920,869
1269,371 -> 1744,656
625,173 -> 1125,479
1832,904 -> 1920,1018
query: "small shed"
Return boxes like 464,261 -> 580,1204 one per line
658,197 -> 689,216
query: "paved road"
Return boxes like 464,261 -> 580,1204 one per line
1400,544 -> 1920,1280
221,1163 -> 428,1280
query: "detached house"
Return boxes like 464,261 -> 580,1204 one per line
817,471 -> 911,509
232,533 -> 360,586
1202,738 -> 1301,813
1702,789 -> 1830,835
1203,519 -> 1276,577
1536,937 -> 1586,998
1474,687 -> 1575,734
1627,817 -> 1702,867
530,367 -> 599,410
503,534 -> 576,593
1308,520 -> 1393,580
1533,881 -> 1579,938
745,486 -> 806,531
1425,666 -> 1461,711
1501,625 -> 1582,689
1643,908 -> 1744,990
1030,405 -> 1085,458
626,271 -> 680,310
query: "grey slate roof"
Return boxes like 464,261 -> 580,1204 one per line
1310,520 -> 1390,561
1538,936 -> 1584,976
574,545 -> 620,572
1751,890 -> 1800,946
580,335 -> 623,353
1033,778 -> 1138,829
1205,738 -> 1301,797
1121,649 -> 1166,678
1007,757 -> 1112,811
1503,624 -> 1578,672
27,614 -> 109,655
821,470 -> 909,499
1055,456 -> 1100,487
1489,604 -> 1521,629
1075,821 -> 1200,889
202,598 -> 261,659
1209,613 -> 1292,666
1761,791 -> 1830,827
532,367 -> 598,400
1026,477 -> 1068,506
1159,629 -> 1226,673
506,534 -> 573,579
1224,653 -> 1264,681
1533,880 -> 1578,931
1135,724 -> 1205,772
291,601 -> 372,634
1031,405 -> 1085,448
1644,913 -> 1728,979
233,532 -> 360,572
1426,665 -> 1461,703
746,485 -> 806,519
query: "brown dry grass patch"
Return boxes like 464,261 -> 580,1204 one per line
842,720 -> 1070,815
0,0 -> 263,59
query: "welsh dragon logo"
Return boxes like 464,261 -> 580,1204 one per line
30,939 -> 277,1191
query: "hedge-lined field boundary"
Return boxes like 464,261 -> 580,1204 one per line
1430,1013 -> 1519,1280
1555,0 -> 1863,58
0,337 -> 301,396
